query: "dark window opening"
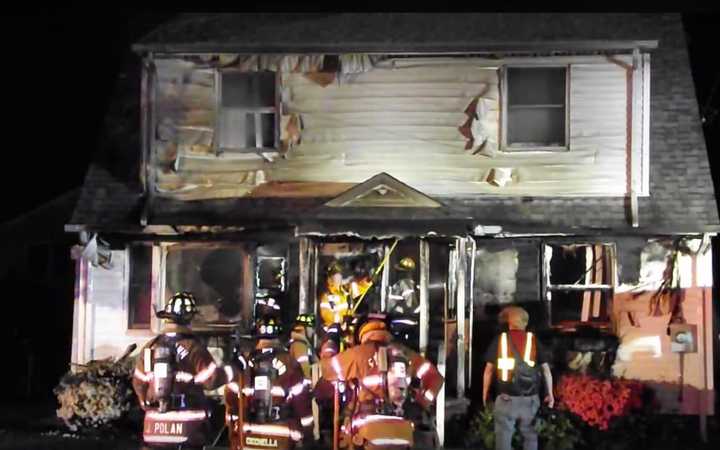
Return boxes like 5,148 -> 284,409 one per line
545,243 -> 615,327
165,244 -> 247,323
218,71 -> 277,151
506,67 -> 566,148
128,245 -> 153,329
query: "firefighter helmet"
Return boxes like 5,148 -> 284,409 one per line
326,260 -> 344,276
395,257 -> 416,272
255,316 -> 282,339
294,313 -> 316,329
156,291 -> 198,324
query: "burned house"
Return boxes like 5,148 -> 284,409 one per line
66,13 -> 718,443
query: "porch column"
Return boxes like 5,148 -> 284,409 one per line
468,237 -> 476,388
456,237 -> 468,397
436,344 -> 446,447
311,241 -> 319,320
299,237 -> 311,313
419,238 -> 430,357
381,243 -> 390,312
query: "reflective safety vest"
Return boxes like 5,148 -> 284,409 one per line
319,283 -> 351,326
496,332 -> 536,382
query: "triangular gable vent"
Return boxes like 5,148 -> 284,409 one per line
325,173 -> 442,208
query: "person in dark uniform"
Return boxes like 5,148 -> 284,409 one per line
482,306 -> 554,450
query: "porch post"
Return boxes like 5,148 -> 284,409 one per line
311,240 -> 319,320
456,237 -> 467,397
419,238 -> 430,357
468,237 -> 476,388
299,237 -> 310,313
436,344 -> 446,447
381,243 -> 390,312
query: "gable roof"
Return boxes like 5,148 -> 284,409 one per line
69,13 -> 719,236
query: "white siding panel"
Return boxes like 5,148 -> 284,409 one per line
570,63 -> 628,194
301,112 -> 476,128
83,250 -> 154,362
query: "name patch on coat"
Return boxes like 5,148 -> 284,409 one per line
246,436 -> 279,447
153,421 -> 184,435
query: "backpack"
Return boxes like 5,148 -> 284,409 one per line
506,335 -> 540,396
247,347 -> 286,422
150,334 -> 178,412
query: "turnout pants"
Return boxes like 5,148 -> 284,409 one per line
493,394 -> 540,450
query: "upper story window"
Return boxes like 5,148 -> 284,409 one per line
503,66 -> 567,150
217,71 -> 277,151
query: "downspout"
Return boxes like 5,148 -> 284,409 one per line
607,49 -> 640,228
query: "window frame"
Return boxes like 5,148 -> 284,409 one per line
159,241 -> 252,328
214,69 -> 280,155
542,241 -> 617,327
501,64 -> 571,152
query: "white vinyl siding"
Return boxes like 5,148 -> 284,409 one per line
150,54 -> 650,199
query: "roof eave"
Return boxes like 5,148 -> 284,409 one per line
131,40 -> 659,55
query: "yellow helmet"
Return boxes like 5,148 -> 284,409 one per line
326,260 -> 344,276
395,257 -> 416,272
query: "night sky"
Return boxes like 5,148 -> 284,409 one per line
0,9 -> 718,221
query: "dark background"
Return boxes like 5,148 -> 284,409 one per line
0,9 -> 718,404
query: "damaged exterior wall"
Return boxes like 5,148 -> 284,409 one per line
468,236 -> 714,414
473,239 -> 540,308
150,54 -> 647,200
613,239 -> 714,414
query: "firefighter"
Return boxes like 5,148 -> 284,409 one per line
387,257 -> 419,316
288,314 -> 318,381
225,316 -> 314,450
132,291 -> 234,450
321,314 -> 444,450
349,259 -> 375,314
255,296 -> 282,320
313,324 -> 347,440
319,261 -> 352,328
288,313 -> 323,442
482,306 -> 554,450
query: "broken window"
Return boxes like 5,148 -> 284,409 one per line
217,71 -> 277,152
504,67 -> 567,149
256,257 -> 286,293
128,244 -> 153,329
164,244 -> 247,324
545,243 -> 615,326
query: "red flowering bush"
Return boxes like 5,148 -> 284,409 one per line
555,374 -> 646,430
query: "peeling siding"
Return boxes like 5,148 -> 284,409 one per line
150,55 -> 642,200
